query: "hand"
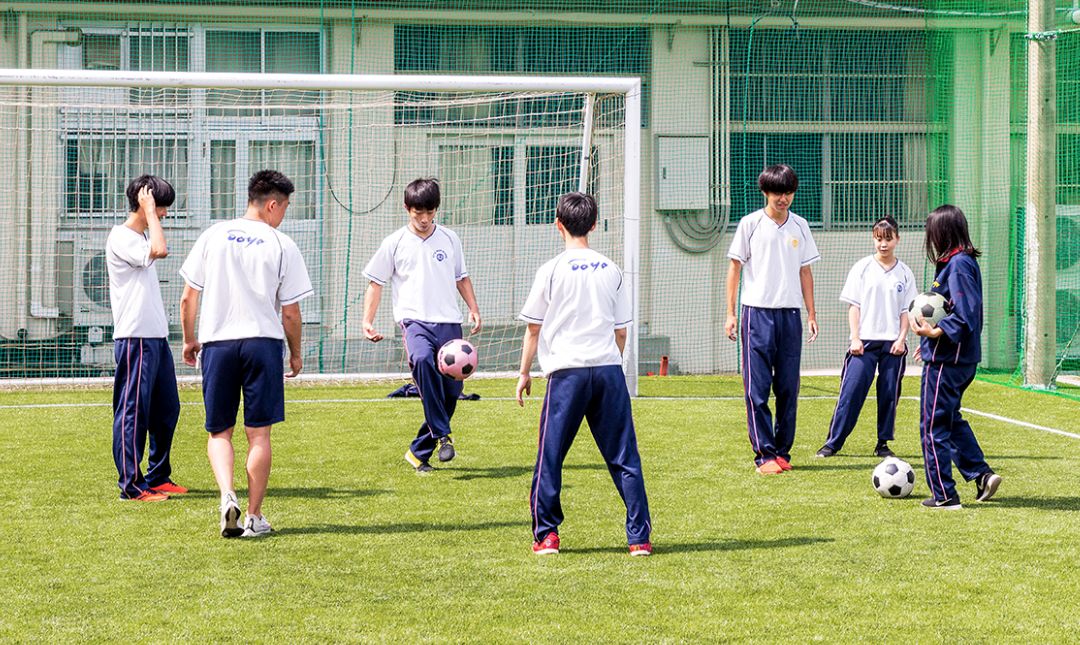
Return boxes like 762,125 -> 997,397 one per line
138,185 -> 157,216
807,316 -> 819,343
286,352 -> 302,378
363,321 -> 383,342
911,318 -> 944,338
182,340 -> 201,367
725,314 -> 738,341
849,339 -> 864,356
468,310 -> 482,335
515,374 -> 532,407
889,339 -> 907,356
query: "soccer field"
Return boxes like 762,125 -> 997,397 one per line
1,376 -> 1078,642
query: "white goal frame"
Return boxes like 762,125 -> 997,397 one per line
0,69 -> 643,396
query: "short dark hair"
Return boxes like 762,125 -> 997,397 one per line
248,169 -> 294,205
757,164 -> 799,194
872,215 -> 899,240
125,174 -> 175,212
556,192 -> 597,238
925,204 -> 981,263
404,178 -> 440,211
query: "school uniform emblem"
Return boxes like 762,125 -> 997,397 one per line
433,249 -> 448,262
791,238 -> 799,248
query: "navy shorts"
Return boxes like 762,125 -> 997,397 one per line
201,337 -> 285,433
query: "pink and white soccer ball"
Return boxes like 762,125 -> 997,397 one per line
437,339 -> 478,381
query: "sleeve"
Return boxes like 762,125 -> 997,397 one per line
362,235 -> 395,286
799,222 -> 821,266
838,261 -> 863,306
935,259 -> 982,344
899,266 -> 918,312
110,230 -> 153,269
279,240 -> 314,306
726,216 -> 751,263
178,231 -> 208,291
518,264 -> 550,325
453,232 -> 468,281
614,272 -> 632,329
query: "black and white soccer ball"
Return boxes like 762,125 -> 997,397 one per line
872,457 -> 916,498
909,291 -> 949,327
437,338 -> 478,381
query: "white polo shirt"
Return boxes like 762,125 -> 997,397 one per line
180,218 -> 313,344
840,255 -> 918,341
519,248 -> 631,376
728,209 -> 820,309
363,225 -> 467,323
106,225 -> 169,339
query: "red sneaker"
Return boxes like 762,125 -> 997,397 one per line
150,482 -> 189,495
532,533 -> 560,555
129,490 -> 169,502
629,543 -> 653,557
756,460 -> 784,475
775,457 -> 792,471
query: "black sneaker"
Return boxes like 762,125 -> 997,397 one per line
874,442 -> 896,458
975,471 -> 1002,502
921,496 -> 962,510
404,449 -> 434,473
415,462 -> 435,474
437,435 -> 456,462
815,445 -> 836,458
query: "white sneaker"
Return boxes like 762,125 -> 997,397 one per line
220,492 -> 243,538
241,513 -> 273,537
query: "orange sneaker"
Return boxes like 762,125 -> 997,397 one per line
129,489 -> 169,502
756,460 -> 784,475
775,457 -> 792,471
532,532 -> 560,555
629,543 -> 653,557
150,482 -> 188,495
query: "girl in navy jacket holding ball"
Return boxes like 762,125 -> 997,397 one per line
911,204 -> 1001,510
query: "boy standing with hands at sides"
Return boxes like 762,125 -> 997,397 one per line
911,204 -> 1000,510
362,178 -> 482,473
107,175 -> 184,501
817,216 -> 916,459
180,170 -> 313,537
516,192 -> 652,557
725,164 -> 820,475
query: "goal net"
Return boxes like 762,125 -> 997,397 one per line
0,70 -> 641,391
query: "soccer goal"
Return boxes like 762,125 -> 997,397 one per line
0,69 -> 642,394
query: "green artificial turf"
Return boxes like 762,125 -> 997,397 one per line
0,376 -> 1077,642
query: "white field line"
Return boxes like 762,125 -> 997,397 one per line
960,407 -> 1080,440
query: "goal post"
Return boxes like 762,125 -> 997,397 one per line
0,69 -> 641,395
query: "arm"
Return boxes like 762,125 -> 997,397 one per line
934,262 -> 981,344
847,305 -> 864,355
456,276 -> 482,334
516,323 -> 541,406
724,260 -> 742,341
362,281 -> 384,342
139,186 -> 168,260
282,302 -> 303,378
891,311 -> 909,355
800,265 -> 818,343
180,284 -> 201,366
615,327 -> 627,355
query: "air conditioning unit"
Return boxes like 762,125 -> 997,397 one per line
72,231 -> 114,329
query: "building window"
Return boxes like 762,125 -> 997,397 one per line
65,138 -> 189,217
726,29 -> 950,227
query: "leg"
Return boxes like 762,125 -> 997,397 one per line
823,348 -> 876,452
112,339 -> 147,498
741,306 -> 778,465
943,365 -> 991,482
874,345 -> 906,444
772,309 -> 803,461
584,365 -> 651,546
530,370 -> 588,542
207,427 -> 236,494
920,362 -> 959,501
145,340 -> 181,488
245,425 -> 272,517
403,322 -> 458,463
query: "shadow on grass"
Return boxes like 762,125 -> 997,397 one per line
567,536 -> 834,556
180,488 -> 390,500
790,463 -> 879,472
275,520 -> 524,536
984,496 -> 1080,511
453,463 -> 606,481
